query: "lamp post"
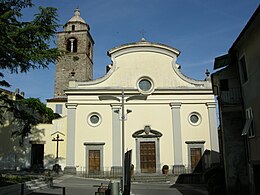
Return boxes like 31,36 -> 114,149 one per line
99,90 -> 147,193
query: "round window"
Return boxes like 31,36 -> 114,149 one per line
190,114 -> 199,123
137,77 -> 154,94
88,113 -> 101,127
188,112 -> 201,126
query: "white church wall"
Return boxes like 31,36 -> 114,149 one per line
74,104 -> 113,170
180,103 -> 212,166
34,117 -> 67,169
124,104 -> 174,167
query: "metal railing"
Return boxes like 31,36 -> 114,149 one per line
79,167 -> 123,178
79,165 -> 194,178
220,87 -> 242,105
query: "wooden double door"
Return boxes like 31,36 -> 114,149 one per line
140,141 -> 156,173
190,148 -> 202,170
89,150 -> 100,173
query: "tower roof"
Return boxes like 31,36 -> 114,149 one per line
68,8 -> 86,24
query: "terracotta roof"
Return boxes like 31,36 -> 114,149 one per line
46,97 -> 67,102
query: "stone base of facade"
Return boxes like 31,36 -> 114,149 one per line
172,165 -> 185,174
64,166 -> 76,174
110,166 -> 122,177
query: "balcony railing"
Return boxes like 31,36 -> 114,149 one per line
219,87 -> 242,105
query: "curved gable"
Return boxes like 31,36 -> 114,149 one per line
70,40 -> 211,91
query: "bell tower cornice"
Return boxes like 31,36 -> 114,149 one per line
64,8 -> 90,31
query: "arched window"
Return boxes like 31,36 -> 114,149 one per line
72,25 -> 75,31
73,39 -> 77,52
66,40 -> 71,52
66,38 -> 78,53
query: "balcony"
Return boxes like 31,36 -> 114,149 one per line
219,87 -> 242,105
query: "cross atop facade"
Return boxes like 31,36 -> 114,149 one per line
140,29 -> 146,40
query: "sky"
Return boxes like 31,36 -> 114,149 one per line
2,0 -> 260,102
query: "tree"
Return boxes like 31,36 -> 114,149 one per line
0,0 -> 61,142
10,98 -> 60,145
0,0 -> 61,79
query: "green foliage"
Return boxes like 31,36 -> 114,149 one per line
0,0 -> 61,75
0,174 -> 37,187
162,165 -> 169,170
0,0 -> 62,144
7,97 -> 60,145
0,73 -> 10,87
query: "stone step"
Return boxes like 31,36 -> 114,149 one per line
25,178 -> 48,190
132,175 -> 170,183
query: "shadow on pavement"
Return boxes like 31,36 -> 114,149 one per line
30,193 -> 57,195
29,186 -> 64,195
170,184 -> 208,195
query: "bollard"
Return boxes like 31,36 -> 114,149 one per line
111,181 -> 120,195
62,187 -> 66,195
21,183 -> 24,195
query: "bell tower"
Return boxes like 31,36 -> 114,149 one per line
54,8 -> 94,97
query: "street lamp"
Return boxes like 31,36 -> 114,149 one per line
99,90 -> 147,193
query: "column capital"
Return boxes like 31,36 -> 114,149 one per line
206,102 -> 216,108
170,102 -> 182,109
110,104 -> 121,109
66,103 -> 78,109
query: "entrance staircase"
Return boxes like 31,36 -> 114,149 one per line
131,174 -> 172,183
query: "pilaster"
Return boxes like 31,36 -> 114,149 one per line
206,102 -> 220,164
64,103 -> 77,174
111,104 -> 121,168
170,102 -> 184,168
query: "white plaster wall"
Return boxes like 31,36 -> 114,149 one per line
180,104 -> 212,166
75,50 -> 203,90
66,91 -> 215,170
34,117 -> 67,169
74,104 -> 113,169
123,104 -> 174,167
47,102 -> 67,117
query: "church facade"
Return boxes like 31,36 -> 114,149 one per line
38,9 -> 219,175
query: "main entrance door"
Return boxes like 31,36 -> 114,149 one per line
140,142 -> 156,173
89,150 -> 100,173
190,148 -> 202,170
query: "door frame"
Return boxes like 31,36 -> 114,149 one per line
29,140 -> 45,169
135,137 -> 161,174
186,141 -> 205,170
84,142 -> 105,174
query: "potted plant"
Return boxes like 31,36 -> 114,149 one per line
162,165 -> 169,175
131,164 -> 134,176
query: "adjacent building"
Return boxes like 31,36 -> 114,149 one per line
0,88 -> 30,170
212,5 -> 260,195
